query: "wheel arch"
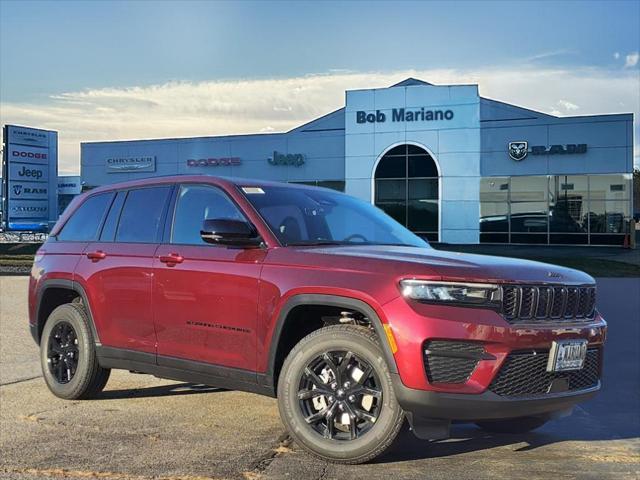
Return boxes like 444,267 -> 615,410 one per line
264,294 -> 398,393
35,279 -> 100,345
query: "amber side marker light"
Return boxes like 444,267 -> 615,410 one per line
383,324 -> 398,354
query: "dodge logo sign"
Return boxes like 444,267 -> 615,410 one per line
508,141 -> 528,161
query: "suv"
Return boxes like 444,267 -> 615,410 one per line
29,176 -> 606,464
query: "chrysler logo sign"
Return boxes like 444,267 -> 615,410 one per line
106,156 -> 156,173
508,142 -> 588,161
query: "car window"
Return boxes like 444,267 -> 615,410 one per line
242,186 -> 428,247
171,184 -> 246,245
99,191 -> 126,242
57,192 -> 115,242
115,186 -> 171,243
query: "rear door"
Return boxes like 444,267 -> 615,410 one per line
74,185 -> 173,354
153,183 -> 265,371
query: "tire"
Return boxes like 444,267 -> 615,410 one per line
475,416 -> 548,434
40,303 -> 110,400
277,325 -> 405,464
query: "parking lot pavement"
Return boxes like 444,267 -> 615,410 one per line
1,276 -> 639,480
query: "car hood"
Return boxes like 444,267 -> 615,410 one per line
289,245 -> 594,285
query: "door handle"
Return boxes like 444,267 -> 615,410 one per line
159,253 -> 184,266
86,250 -> 107,262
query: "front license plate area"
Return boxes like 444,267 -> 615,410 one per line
547,340 -> 588,372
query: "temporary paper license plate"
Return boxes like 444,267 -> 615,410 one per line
547,339 -> 588,372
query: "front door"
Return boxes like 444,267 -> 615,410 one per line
153,183 -> 265,371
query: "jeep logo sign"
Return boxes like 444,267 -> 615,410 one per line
8,163 -> 49,183
18,166 -> 43,179
268,151 -> 305,167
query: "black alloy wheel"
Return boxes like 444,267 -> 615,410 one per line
298,350 -> 383,441
40,303 -> 110,399
47,321 -> 79,384
278,325 -> 405,464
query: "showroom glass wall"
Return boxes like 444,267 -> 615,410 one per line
373,144 -> 439,242
480,174 -> 632,245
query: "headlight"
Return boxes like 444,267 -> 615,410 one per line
400,280 -> 502,307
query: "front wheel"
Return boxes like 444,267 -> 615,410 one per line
277,325 -> 405,464
475,416 -> 548,434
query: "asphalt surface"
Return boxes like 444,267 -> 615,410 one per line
1,276 -> 638,480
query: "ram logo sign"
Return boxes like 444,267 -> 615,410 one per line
508,141 -> 528,161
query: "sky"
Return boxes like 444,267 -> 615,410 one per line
0,0 -> 639,175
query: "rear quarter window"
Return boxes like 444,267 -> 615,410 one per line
57,192 -> 115,242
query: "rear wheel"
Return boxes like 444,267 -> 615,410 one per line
475,416 -> 548,434
277,325 -> 404,464
40,303 -> 110,399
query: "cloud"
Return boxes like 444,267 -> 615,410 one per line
1,66 -> 639,174
557,99 -> 579,111
614,52 -> 621,60
525,49 -> 576,62
624,52 -> 639,68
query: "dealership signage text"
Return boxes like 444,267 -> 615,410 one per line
268,151 -> 305,167
106,156 -> 156,173
187,157 -> 241,167
356,108 -> 454,124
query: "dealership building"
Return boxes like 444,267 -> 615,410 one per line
81,78 -> 635,246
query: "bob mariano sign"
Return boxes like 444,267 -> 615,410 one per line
356,108 -> 455,124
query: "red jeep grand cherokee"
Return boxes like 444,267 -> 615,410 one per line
29,175 -> 606,464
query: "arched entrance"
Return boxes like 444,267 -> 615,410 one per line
373,144 -> 440,242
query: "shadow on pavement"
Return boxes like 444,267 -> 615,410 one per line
99,382 -> 225,400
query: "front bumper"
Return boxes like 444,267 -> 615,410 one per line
392,373 -> 600,421
383,295 -> 606,393
381,295 -> 605,438
392,373 -> 600,440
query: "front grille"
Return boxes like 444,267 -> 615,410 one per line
501,285 -> 596,324
489,347 -> 600,397
423,340 -> 485,384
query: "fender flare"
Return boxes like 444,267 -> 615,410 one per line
264,293 -> 398,388
35,279 -> 101,345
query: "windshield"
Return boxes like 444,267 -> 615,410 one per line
240,185 -> 429,248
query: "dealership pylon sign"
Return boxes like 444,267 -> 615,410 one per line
2,125 -> 58,231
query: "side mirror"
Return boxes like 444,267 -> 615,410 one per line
200,219 -> 262,247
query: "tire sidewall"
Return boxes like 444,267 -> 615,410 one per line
40,304 -> 94,399
278,327 -> 403,461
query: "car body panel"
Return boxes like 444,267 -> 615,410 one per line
153,243 -> 265,370
73,241 -> 159,353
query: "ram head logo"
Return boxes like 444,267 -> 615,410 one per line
13,184 -> 23,196
508,141 -> 528,161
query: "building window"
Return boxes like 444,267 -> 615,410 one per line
374,144 -> 439,242
288,180 -> 345,192
480,174 -> 632,245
